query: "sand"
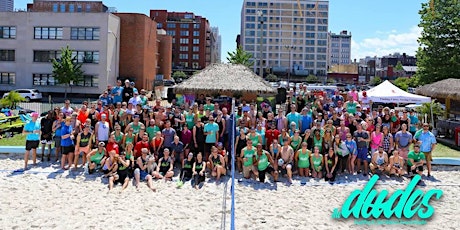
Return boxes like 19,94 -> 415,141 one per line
0,153 -> 459,230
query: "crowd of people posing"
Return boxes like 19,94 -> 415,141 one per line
21,81 -> 437,191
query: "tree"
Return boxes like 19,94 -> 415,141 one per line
266,74 -> 278,82
416,0 -> 460,84
415,100 -> 445,124
395,61 -> 404,71
370,76 -> 382,86
306,75 -> 319,83
394,77 -> 421,91
0,90 -> 25,108
227,46 -> 254,67
52,45 -> 84,99
172,71 -> 187,81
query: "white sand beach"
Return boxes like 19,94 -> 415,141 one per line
0,154 -> 459,230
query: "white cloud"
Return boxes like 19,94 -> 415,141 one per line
352,26 -> 421,60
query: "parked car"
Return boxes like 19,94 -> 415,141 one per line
2,89 -> 42,102
279,81 -> 288,88
269,82 -> 279,88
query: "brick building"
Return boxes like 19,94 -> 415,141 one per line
115,13 -> 172,90
150,10 -> 217,74
27,0 -> 108,13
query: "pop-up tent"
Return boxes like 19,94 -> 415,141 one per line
362,80 -> 431,103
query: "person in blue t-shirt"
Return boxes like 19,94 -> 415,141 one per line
414,123 -> 437,177
60,117 -> 74,170
111,79 -> 124,104
204,116 -> 219,159
23,112 -> 41,169
286,104 -> 302,130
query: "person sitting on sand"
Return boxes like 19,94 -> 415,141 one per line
193,152 -> 206,189
278,138 -> 294,183
86,142 -> 106,174
310,146 -> 323,179
254,143 -> 278,183
74,125 -> 93,169
387,150 -> 406,177
153,148 -> 174,180
240,140 -> 257,180
295,142 -> 311,178
108,152 -> 130,192
369,146 -> 389,175
208,146 -> 227,181
133,148 -> 156,192
407,144 -> 426,177
124,142 -> 135,177
179,152 -> 195,183
324,147 -> 338,182
102,150 -> 118,177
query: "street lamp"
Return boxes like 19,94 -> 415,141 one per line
285,45 -> 295,87
257,10 -> 264,77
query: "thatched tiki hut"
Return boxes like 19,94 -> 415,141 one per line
416,78 -> 460,117
174,63 -> 277,102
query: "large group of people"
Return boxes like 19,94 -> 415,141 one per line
22,81 -> 437,191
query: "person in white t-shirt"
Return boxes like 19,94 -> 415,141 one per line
61,99 -> 74,117
360,91 -> 372,110
128,91 -> 141,107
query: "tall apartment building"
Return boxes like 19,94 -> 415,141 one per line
328,30 -> 351,67
0,0 -> 13,12
211,27 -> 221,63
241,0 -> 329,77
150,10 -> 217,74
0,1 -> 119,95
114,13 -> 172,89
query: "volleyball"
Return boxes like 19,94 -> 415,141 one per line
278,158 -> 284,167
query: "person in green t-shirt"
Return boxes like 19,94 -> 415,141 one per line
254,143 -> 278,183
295,142 -> 311,177
240,140 -> 257,180
407,145 -> 425,176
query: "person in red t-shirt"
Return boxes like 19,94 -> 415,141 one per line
106,134 -> 119,156
265,124 -> 280,148
134,133 -> 150,159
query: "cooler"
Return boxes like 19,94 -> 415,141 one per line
455,126 -> 460,146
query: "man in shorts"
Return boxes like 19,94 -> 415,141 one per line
134,148 -> 156,192
278,138 -> 294,183
254,143 -> 278,182
407,144 -> 426,179
353,122 -> 370,176
40,110 -> 54,161
240,140 -> 257,180
23,112 -> 41,169
414,123 -> 436,177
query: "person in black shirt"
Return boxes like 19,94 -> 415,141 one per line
122,80 -> 134,102
40,110 -> 54,161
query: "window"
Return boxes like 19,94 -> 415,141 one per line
193,39 -> 199,44
192,54 -> 199,60
180,30 -> 189,36
69,4 -> 75,12
179,54 -> 188,60
318,26 -> 328,32
33,74 -> 98,87
52,3 -> 58,12
192,46 -> 199,52
317,47 -> 327,53
317,40 -> 327,46
167,23 -> 176,28
33,50 -> 61,62
77,4 -> 82,12
184,14 -> 193,19
76,75 -> 98,87
179,46 -> 188,52
157,23 -> 163,29
72,51 -> 100,63
166,30 -> 175,36
180,24 -> 189,29
193,24 -> 200,29
193,31 -> 199,36
305,40 -> 315,45
60,4 -> 65,12
0,26 -> 16,39
34,27 -> 63,40
180,38 -> 188,44
86,5 -> 91,12
0,72 -> 15,85
71,27 -> 100,40
305,25 -> 315,31
305,33 -> 315,38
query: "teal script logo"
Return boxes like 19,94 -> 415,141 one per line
333,175 -> 443,219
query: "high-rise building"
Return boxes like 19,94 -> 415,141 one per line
241,0 -> 329,77
211,27 -> 221,63
0,0 -> 119,95
150,10 -> 217,74
328,30 -> 351,68
0,0 -> 14,12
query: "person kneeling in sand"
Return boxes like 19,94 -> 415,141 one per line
193,152 -> 206,189
254,143 -> 278,183
86,142 -> 107,174
108,152 -> 130,192
153,148 -> 174,181
407,144 -> 426,178
387,150 -> 405,177
310,146 -> 323,179
134,148 -> 156,191
369,146 -> 389,175
278,138 -> 294,183
208,146 -> 227,181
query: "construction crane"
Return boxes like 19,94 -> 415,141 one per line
297,0 -> 319,17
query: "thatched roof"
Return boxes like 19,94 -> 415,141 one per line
416,78 -> 460,100
174,63 -> 277,95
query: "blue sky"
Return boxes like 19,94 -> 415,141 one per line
16,0 -> 426,61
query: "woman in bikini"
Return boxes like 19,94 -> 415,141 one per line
387,149 -> 406,177
269,139 -> 281,170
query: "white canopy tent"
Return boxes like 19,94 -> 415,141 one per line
361,80 -> 431,103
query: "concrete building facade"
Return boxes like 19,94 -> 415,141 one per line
240,0 -> 329,77
150,10 -> 216,74
0,11 -> 120,95
0,0 -> 13,12
328,30 -> 351,67
114,13 -> 172,90
211,27 -> 221,63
